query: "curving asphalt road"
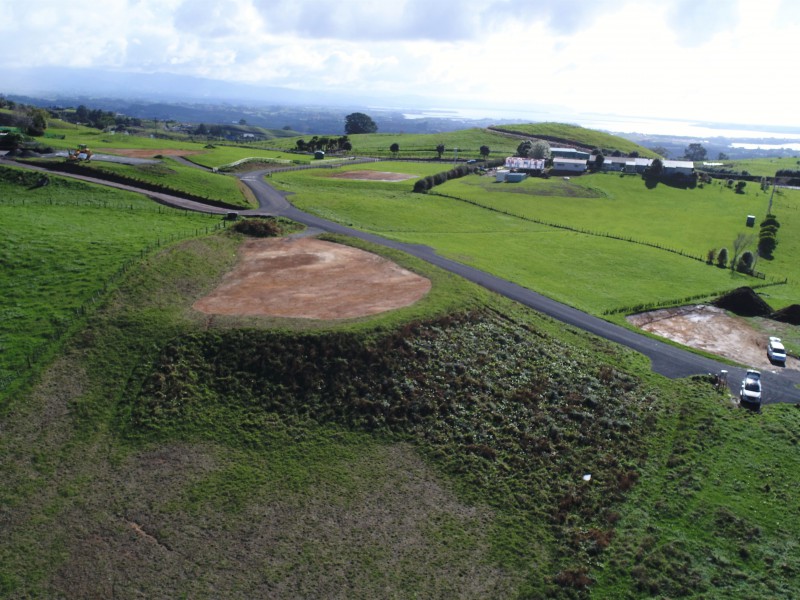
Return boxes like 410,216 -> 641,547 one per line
236,169 -> 800,405
4,156 -> 798,404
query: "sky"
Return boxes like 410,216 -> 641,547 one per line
1,0 -> 799,128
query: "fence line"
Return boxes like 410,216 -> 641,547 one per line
429,191 -> 708,263
603,278 -> 789,315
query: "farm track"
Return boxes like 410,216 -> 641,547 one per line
4,156 -> 799,404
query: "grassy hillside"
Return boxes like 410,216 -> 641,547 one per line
268,127 -> 524,160
490,122 -> 658,157
2,224 -> 798,598
0,165 -> 223,396
1,160 -> 799,597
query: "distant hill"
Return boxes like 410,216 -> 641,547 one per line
490,122 -> 658,157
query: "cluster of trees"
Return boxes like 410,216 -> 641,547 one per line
0,98 -> 49,137
707,234 -> 757,273
707,217 -> 781,274
53,105 -> 120,130
295,135 -> 352,153
516,140 -> 551,159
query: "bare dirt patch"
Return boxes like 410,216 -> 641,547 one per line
103,148 -> 204,158
193,237 -> 431,320
329,170 -> 417,182
628,305 -> 797,372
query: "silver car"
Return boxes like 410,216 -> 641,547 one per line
767,337 -> 786,364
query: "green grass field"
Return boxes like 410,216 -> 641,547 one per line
0,165 -> 224,395
719,156 -> 800,178
268,162 -> 800,315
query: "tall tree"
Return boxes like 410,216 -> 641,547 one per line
390,142 -> 399,156
344,112 -> 377,134
480,145 -> 490,160
648,158 -> 664,177
650,146 -> 669,158
436,143 -> 445,159
684,143 -> 707,161
530,140 -> 551,159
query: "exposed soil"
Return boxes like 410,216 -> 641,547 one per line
628,305 -> 798,372
102,148 -> 204,158
193,237 -> 431,319
329,170 -> 417,182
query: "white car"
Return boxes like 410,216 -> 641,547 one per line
740,371 -> 762,406
767,337 -> 786,364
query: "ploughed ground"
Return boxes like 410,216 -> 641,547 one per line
628,305 -> 797,372
193,237 -> 431,320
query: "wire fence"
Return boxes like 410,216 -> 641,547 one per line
602,278 -> 789,315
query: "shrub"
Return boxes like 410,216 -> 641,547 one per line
706,249 -> 716,265
737,251 -> 755,273
232,217 -> 282,237
716,247 -> 728,268
758,233 -> 776,258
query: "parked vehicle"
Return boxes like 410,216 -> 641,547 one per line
740,370 -> 762,407
767,337 -> 786,364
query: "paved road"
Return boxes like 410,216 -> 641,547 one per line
4,157 -> 798,403
237,169 -> 800,405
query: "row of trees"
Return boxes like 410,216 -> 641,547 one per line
385,142 -> 492,160
295,135 -> 352,153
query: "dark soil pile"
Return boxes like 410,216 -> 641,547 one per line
771,304 -> 800,325
712,287 -> 773,317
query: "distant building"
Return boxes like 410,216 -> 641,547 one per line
662,160 -> 695,177
551,147 -> 591,160
552,158 -> 588,173
504,156 -> 545,171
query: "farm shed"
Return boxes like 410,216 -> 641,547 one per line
552,158 -> 588,173
551,147 -> 591,160
504,157 -> 545,171
506,172 -> 528,183
496,169 -> 510,182
597,156 -> 627,172
624,158 -> 653,174
662,160 -> 695,177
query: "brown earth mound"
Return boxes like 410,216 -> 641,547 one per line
193,237 -> 431,320
329,170 -> 416,181
772,304 -> 800,325
712,286 -> 773,317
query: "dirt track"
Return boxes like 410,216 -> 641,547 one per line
193,237 -> 431,320
628,305 -> 797,372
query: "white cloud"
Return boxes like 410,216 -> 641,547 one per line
1,0 -> 799,127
